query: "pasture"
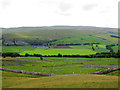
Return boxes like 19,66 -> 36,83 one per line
1,26 -> 119,88
2,44 -> 111,55
2,45 -> 119,88
2,57 -> 119,88
2,57 -> 119,75
2,71 -> 118,88
111,46 -> 119,53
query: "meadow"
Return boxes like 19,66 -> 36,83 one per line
2,71 -> 118,88
2,57 -> 119,88
2,44 -> 111,55
2,57 -> 119,75
111,46 -> 119,53
1,26 -> 119,88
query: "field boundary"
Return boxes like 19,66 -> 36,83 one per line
0,68 -> 55,76
89,67 -> 120,74
1,67 -> 119,76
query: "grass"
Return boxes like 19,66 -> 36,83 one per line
2,27 -> 119,88
3,64 -> 107,75
2,57 -> 118,75
2,71 -> 118,88
2,57 -> 119,88
2,45 -> 111,56
111,46 -> 119,53
2,57 -> 22,60
2,46 -> 36,53
3,57 -> 119,66
20,48 -> 97,55
70,45 -> 92,49
3,28 -> 118,46
44,57 -> 118,60
19,57 -> 41,60
103,70 -> 120,76
2,60 -> 65,66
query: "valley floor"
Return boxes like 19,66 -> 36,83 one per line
2,71 -> 118,88
1,57 -> 119,88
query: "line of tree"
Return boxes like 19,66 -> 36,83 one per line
56,43 -> 100,46
106,44 -> 116,54
2,52 -> 20,58
2,50 -> 120,58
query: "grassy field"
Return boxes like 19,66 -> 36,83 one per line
2,71 -> 118,88
2,26 -> 119,88
20,48 -> 97,55
3,27 -> 118,56
111,46 -> 119,53
2,44 -> 112,55
2,53 -> 119,88
2,57 -> 118,75
2,46 -> 36,53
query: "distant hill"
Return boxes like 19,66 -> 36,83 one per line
2,26 -> 118,46
2,26 -> 117,31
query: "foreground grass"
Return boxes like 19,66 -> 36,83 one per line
104,70 -> 120,76
3,65 -> 106,75
2,71 -> 118,88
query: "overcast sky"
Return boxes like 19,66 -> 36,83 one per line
0,0 -> 119,28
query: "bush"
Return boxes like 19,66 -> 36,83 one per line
58,53 -> 62,57
2,52 -> 20,57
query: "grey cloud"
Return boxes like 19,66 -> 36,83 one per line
83,4 -> 97,11
55,2 -> 73,16
38,0 -> 73,16
58,2 -> 72,12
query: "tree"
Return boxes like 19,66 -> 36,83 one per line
58,53 -> 62,57
25,53 -> 29,57
110,49 -> 114,54
2,52 -> 20,57
2,54 -> 6,58
92,47 -> 95,51
40,56 -> 43,60
11,53 -> 17,57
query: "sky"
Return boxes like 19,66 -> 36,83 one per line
0,0 -> 119,28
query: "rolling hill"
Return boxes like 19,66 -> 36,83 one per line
2,26 -> 118,46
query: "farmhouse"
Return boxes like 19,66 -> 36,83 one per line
53,46 -> 71,48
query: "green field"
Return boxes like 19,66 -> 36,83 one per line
20,48 -> 97,55
2,57 -> 119,88
111,46 -> 119,53
2,45 -> 111,55
2,47 -> 119,88
2,57 -> 119,75
2,26 -> 118,56
1,26 -> 119,88
2,46 -> 36,53
2,71 -> 118,88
